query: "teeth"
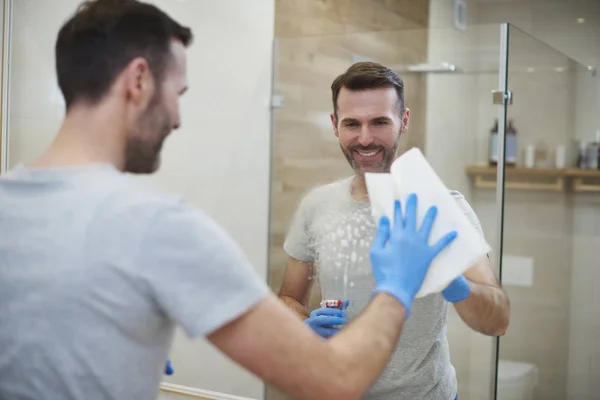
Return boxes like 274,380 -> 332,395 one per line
358,150 -> 378,157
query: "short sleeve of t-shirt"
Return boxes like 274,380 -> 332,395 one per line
450,190 -> 484,237
138,200 -> 270,338
283,194 -> 316,263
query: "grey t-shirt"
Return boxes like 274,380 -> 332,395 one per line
284,177 -> 484,400
0,164 -> 269,400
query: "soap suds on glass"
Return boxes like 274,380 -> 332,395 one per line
308,206 -> 377,306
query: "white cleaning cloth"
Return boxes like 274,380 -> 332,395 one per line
365,148 -> 491,298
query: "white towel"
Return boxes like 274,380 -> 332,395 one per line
365,148 -> 491,298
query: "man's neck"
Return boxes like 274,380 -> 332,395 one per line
351,175 -> 369,202
29,106 -> 125,171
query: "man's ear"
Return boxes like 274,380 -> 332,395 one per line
330,113 -> 339,138
401,108 -> 410,133
123,57 -> 155,108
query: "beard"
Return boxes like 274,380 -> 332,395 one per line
124,93 -> 171,174
340,138 -> 400,175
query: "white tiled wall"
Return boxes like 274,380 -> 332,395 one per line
6,0 -> 274,398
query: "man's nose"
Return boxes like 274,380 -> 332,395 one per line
172,114 -> 181,130
357,126 -> 374,146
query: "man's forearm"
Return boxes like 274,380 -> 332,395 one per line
207,292 -> 406,400
217,292 -> 407,400
279,290 -> 407,397
280,295 -> 309,320
454,282 -> 509,336
275,292 -> 406,399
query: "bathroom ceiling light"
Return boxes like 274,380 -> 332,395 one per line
577,18 -> 585,23
554,67 -> 565,72
527,67 -> 535,73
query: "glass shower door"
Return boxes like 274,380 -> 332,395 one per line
496,24 -> 600,400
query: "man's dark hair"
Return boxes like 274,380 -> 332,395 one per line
55,0 -> 193,109
330,62 -> 404,119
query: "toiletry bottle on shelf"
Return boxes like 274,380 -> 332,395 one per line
586,142 -> 598,169
577,142 -> 587,169
489,119 -> 499,166
586,131 -> 600,170
535,140 -> 549,168
597,130 -> 600,170
525,145 -> 535,168
505,119 -> 517,167
555,145 -> 566,169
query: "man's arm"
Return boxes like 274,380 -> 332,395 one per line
209,196 -> 457,400
208,292 -> 405,400
452,255 -> 510,336
278,257 -> 314,320
447,192 -> 510,336
143,195 -> 455,400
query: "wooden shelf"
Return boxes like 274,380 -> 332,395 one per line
466,166 -> 600,192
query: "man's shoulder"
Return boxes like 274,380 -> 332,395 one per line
299,176 -> 352,207
88,175 -> 218,256
448,189 -> 465,201
102,174 -> 181,214
447,189 -> 483,232
85,173 -> 193,236
448,189 -> 474,210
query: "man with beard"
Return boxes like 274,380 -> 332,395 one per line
0,2 -> 461,400
278,62 -> 511,400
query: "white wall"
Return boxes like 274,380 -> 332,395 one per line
6,0 -> 275,398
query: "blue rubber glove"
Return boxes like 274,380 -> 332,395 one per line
370,193 -> 457,317
305,301 -> 349,338
164,360 -> 174,375
442,275 -> 471,303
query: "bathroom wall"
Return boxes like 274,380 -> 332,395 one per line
460,1 -> 600,399
6,0 -> 274,398
268,0 -> 430,315
424,1 -> 600,399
